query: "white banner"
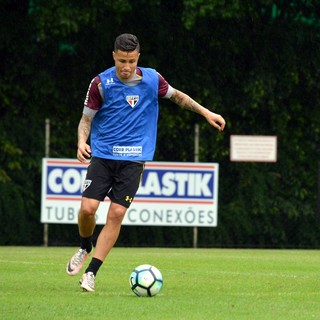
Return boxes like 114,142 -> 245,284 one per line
41,159 -> 219,227
230,135 -> 277,162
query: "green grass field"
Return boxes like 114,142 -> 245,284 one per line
1,247 -> 319,319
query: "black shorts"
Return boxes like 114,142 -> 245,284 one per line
82,157 -> 144,208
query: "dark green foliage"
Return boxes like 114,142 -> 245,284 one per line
0,0 -> 319,247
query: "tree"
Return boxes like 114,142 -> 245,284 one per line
0,0 -> 319,247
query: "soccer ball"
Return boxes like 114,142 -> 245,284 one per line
129,264 -> 163,297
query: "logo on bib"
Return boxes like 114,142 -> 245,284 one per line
126,95 -> 139,108
82,179 -> 92,192
105,78 -> 114,85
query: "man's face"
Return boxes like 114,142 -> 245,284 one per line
113,49 -> 140,81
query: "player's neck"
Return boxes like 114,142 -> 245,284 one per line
121,69 -> 142,86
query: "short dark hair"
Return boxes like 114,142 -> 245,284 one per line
114,33 -> 140,52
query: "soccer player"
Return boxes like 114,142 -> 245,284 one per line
66,33 -> 226,292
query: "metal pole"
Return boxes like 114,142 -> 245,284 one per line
43,118 -> 50,247
193,123 -> 200,248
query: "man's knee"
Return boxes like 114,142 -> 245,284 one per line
108,203 -> 127,223
80,197 -> 99,217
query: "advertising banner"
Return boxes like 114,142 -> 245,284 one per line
41,159 -> 219,227
230,135 -> 277,162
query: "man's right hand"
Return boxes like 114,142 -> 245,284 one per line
77,142 -> 91,163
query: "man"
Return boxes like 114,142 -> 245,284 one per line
66,33 -> 226,292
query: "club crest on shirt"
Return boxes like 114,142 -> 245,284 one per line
82,179 -> 92,192
126,95 -> 139,108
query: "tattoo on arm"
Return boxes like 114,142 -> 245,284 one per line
170,90 -> 202,114
169,88 -> 224,130
187,98 -> 198,112
170,92 -> 184,106
78,115 -> 92,143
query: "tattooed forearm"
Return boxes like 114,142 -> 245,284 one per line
170,88 -> 226,131
78,115 -> 92,144
187,98 -> 199,112
170,90 -> 203,114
